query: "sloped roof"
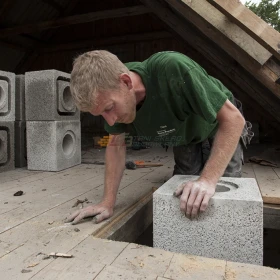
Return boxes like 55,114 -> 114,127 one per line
0,0 -> 280,130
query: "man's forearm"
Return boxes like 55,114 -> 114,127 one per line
200,115 -> 245,185
103,138 -> 126,207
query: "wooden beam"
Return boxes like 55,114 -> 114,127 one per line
0,6 -> 151,38
40,31 -> 172,53
140,0 -> 280,122
208,0 -> 280,62
41,0 -> 64,13
161,0 -> 280,97
165,0 -> 271,66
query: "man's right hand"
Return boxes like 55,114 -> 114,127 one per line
65,201 -> 114,225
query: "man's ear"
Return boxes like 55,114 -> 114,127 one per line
120,73 -> 133,90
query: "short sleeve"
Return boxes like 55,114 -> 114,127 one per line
104,121 -> 126,135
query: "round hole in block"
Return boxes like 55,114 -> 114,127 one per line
216,184 -> 230,192
0,85 -> 6,110
62,131 -> 75,158
62,86 -> 75,111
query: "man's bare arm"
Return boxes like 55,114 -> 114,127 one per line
66,133 -> 126,224
174,99 -> 245,218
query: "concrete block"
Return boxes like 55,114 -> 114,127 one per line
25,70 -> 79,121
0,70 -> 15,121
15,75 -> 25,121
27,121 -> 81,171
0,121 -> 15,172
15,121 -> 27,168
153,175 -> 263,265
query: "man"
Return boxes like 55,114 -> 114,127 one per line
67,50 -> 249,225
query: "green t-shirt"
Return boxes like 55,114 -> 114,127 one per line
104,51 -> 234,146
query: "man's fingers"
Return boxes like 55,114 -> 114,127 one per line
191,192 -> 205,219
93,211 -> 110,224
185,187 -> 200,218
173,183 -> 185,197
71,208 -> 101,225
179,185 -> 192,214
200,194 -> 211,213
65,210 -> 81,223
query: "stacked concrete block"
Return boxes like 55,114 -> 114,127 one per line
25,70 -> 81,171
15,75 -> 27,167
153,175 -> 263,265
27,121 -> 81,171
25,70 -> 79,121
0,70 -> 15,172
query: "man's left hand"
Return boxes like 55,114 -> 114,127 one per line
173,179 -> 216,219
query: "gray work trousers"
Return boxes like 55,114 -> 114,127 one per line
173,139 -> 244,177
173,98 -> 253,178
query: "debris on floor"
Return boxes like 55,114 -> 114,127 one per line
49,252 -> 73,258
14,191 -> 24,196
72,198 -> 88,208
249,156 -> 278,167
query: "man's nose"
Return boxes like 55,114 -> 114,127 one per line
102,112 -> 117,126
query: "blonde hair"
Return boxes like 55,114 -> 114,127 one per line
70,50 -> 129,111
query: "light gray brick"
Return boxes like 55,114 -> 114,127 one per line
25,70 -> 79,121
0,70 -> 15,121
153,175 -> 263,265
27,121 -> 81,171
0,121 -> 15,172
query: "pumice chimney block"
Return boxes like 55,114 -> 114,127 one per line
0,70 -> 15,121
0,121 -> 15,172
25,70 -> 79,121
153,175 -> 263,265
27,121 -> 81,171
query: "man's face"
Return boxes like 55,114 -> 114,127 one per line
90,85 -> 137,126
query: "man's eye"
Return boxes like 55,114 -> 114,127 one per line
105,106 -> 113,112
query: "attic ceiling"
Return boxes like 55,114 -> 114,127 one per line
0,0 -> 280,134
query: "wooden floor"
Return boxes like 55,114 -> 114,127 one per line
1,145 -> 280,279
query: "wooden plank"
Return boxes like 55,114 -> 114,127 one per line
140,0 -> 280,121
242,163 -> 256,178
208,0 -> 280,62
0,6 -> 151,38
165,0 -> 272,66
40,31 -> 173,53
252,164 -> 280,204
0,161 -> 173,278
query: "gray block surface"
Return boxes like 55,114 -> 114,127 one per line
15,75 -> 25,121
27,121 -> 81,171
0,70 -> 15,121
153,175 -> 263,265
25,70 -> 79,121
0,121 -> 15,172
15,121 -> 27,168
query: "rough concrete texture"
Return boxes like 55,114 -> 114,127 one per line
15,75 -> 25,121
164,253 -> 226,280
15,121 -> 27,168
153,175 -> 263,265
225,261 -> 280,280
27,121 -> 81,171
0,70 -> 15,121
25,70 -> 79,121
0,121 -> 15,172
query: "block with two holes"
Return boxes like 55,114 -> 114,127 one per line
25,70 -> 79,121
